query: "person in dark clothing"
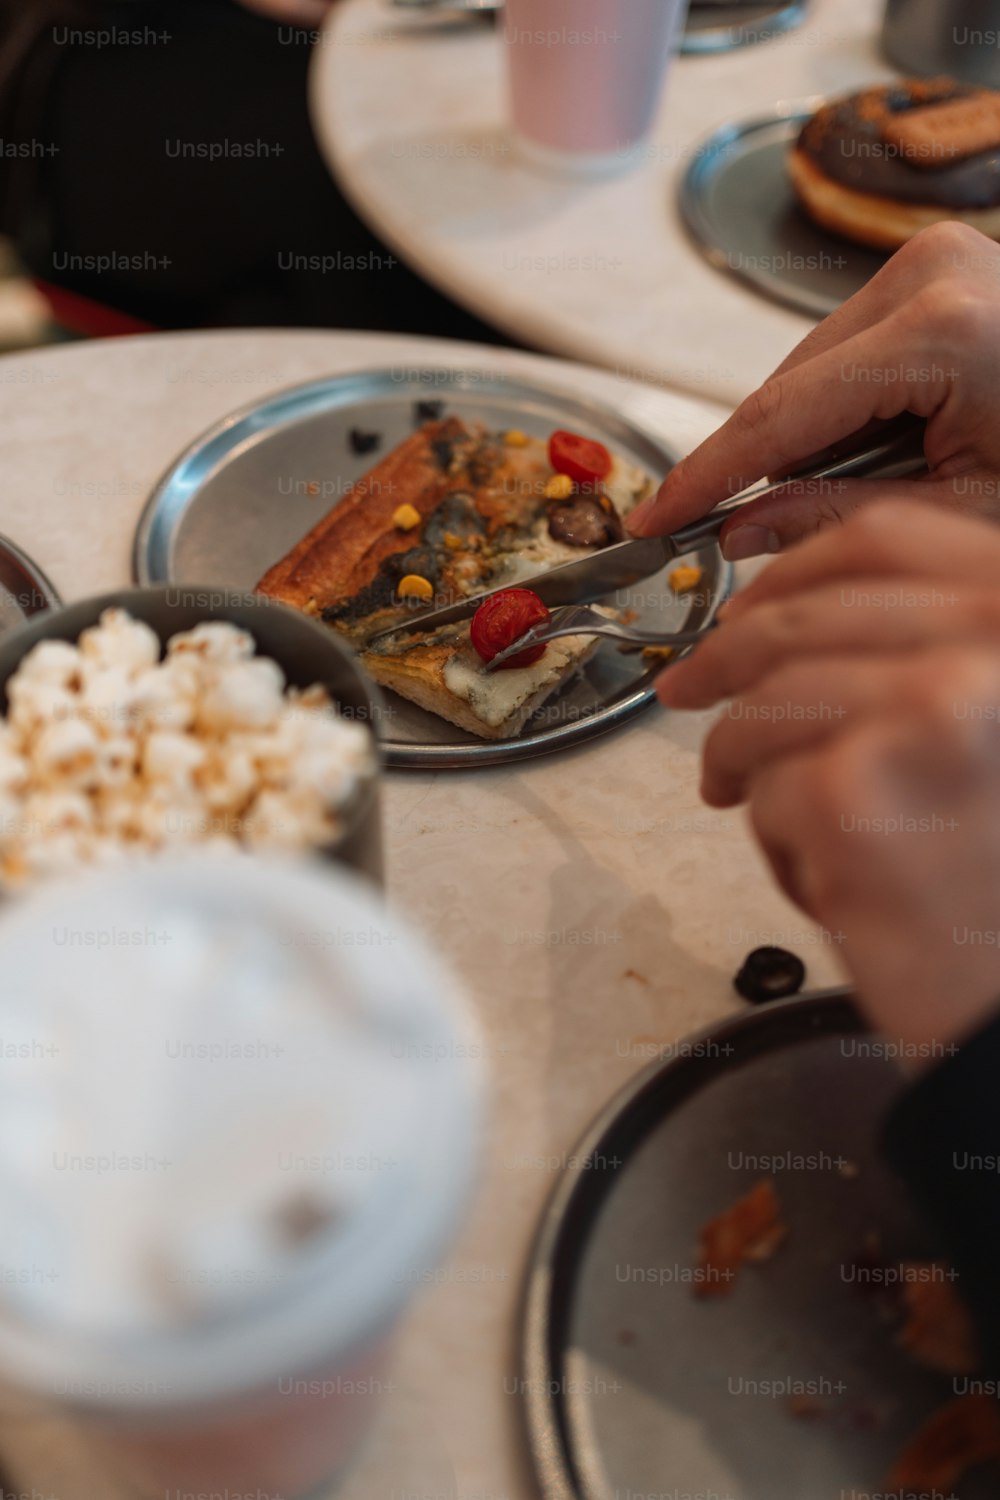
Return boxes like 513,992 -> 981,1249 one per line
628,219 -> 1000,1373
0,0 -> 507,339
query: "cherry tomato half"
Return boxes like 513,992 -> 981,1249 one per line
548,430 -> 613,487
470,588 -> 550,670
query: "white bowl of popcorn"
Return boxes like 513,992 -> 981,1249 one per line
0,586 -> 383,892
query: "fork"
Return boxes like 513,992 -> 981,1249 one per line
390,0 -> 500,11
484,605 -> 716,671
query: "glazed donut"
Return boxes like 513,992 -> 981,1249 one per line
790,78 -> 1000,252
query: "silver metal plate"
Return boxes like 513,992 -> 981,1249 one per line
680,0 -> 809,55
523,991 -> 999,1500
134,369 -> 730,770
679,107 -> 888,318
0,534 -> 61,632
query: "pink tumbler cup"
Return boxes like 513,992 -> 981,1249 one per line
504,0 -> 688,173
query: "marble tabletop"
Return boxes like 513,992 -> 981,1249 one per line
309,0 -> 895,407
0,330 -> 847,1500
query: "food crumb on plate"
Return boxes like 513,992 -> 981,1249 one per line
694,1178 -> 787,1297
787,1395 -> 826,1420
897,1263 -> 979,1375
669,564 -> 704,594
886,1393 -> 1000,1492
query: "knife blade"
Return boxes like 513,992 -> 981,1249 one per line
366,535 -> 676,643
365,412 -> 928,645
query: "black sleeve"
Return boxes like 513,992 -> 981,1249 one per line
883,1008 -> 1000,1375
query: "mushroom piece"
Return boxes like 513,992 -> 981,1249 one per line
547,490 -> 624,549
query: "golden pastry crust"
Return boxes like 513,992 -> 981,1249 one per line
789,146 -> 1000,251
257,417 -> 550,614
257,425 -> 452,613
364,636 -> 601,740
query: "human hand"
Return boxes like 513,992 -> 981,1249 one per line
661,500 -> 1000,1059
235,0 -> 334,25
628,222 -> 1000,561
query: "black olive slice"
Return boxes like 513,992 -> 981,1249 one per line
348,427 -> 381,456
548,490 -> 624,549
414,399 -> 445,424
733,946 -> 806,1004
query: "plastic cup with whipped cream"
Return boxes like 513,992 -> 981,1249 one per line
0,850 -> 482,1499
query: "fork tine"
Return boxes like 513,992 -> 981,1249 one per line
483,609 -> 716,671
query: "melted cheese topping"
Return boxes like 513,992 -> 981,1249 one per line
495,455 -> 651,579
443,639 -> 592,729
604,456 -> 651,515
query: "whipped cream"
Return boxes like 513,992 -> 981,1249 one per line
0,854 -> 481,1403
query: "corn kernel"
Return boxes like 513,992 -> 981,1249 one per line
392,503 -> 421,531
442,531 -> 462,551
668,565 -> 704,595
544,473 -> 574,501
504,429 -> 529,447
397,574 -> 434,601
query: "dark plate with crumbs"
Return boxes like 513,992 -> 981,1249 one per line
523,990 -> 999,1500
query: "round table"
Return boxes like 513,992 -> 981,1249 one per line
0,331 -> 846,1500
309,0 -> 894,408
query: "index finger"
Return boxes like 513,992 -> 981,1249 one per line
723,496 -> 1000,622
627,312 -> 945,539
766,223 -> 987,382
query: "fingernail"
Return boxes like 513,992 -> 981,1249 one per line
721,525 -> 780,562
626,497 -> 655,535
